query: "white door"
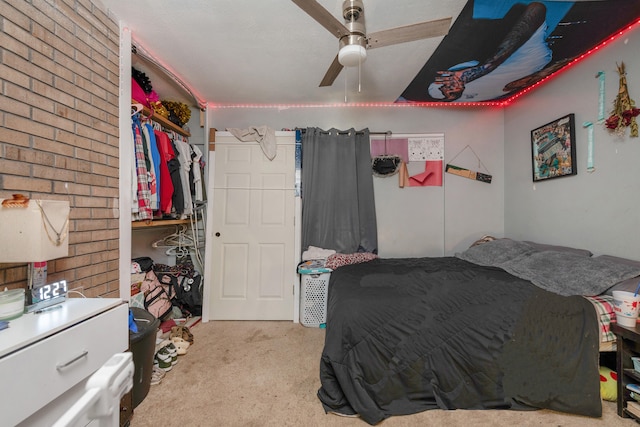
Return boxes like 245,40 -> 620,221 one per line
209,133 -> 296,320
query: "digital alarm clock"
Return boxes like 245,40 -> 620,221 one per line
32,279 -> 67,304
26,279 -> 67,313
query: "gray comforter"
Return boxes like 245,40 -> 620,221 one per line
317,256 -> 601,425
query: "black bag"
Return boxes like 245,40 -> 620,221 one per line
173,272 -> 203,316
372,155 -> 401,177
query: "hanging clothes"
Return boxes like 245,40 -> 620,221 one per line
130,108 -> 201,220
188,146 -> 196,198
172,135 -> 194,217
132,118 -> 153,221
136,120 -> 158,213
131,132 -> 139,215
141,123 -> 160,211
164,134 -> 186,216
191,145 -> 204,202
152,129 -> 176,215
154,130 -> 181,216
227,126 -> 277,160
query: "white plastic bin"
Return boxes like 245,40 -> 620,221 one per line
300,272 -> 331,327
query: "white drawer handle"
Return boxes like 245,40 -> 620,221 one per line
56,350 -> 89,371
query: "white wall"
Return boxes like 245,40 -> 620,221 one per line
208,105 -> 505,256
504,24 -> 640,259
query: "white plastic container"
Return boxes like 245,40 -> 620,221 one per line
0,288 -> 25,321
613,290 -> 640,328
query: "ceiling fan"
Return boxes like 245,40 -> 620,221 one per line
292,0 -> 452,87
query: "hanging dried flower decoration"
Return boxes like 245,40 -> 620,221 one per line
605,62 -> 639,137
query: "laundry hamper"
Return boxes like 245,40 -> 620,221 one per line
298,262 -> 332,327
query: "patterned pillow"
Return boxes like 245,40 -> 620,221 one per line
325,252 -> 378,270
599,366 -> 617,401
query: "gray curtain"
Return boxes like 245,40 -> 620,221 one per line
301,127 -> 378,254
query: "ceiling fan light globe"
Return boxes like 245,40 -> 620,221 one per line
338,44 -> 367,67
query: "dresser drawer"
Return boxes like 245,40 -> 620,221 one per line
2,303 -> 128,427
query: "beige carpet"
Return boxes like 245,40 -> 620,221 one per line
130,321 -> 634,427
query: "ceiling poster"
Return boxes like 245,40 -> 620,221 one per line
398,0 -> 640,104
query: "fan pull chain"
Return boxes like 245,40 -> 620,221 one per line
344,71 -> 348,103
358,56 -> 362,93
358,35 -> 363,93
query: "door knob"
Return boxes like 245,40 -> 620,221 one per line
215,232 -> 221,237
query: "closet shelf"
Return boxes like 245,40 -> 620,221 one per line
132,219 -> 192,229
140,106 -> 191,138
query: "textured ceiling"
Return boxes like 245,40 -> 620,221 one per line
103,0 -> 640,107
105,0 -> 467,106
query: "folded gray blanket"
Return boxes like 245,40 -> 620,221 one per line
456,239 -> 640,296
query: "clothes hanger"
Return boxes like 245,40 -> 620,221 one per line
165,246 -> 190,257
131,103 -> 143,116
151,225 -> 195,248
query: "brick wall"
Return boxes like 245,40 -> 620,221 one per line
0,0 -> 120,298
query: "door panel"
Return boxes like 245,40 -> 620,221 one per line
220,243 -> 248,298
210,135 -> 296,320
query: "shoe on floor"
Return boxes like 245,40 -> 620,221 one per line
171,336 -> 190,355
158,339 -> 179,365
150,365 -> 165,385
170,325 -> 194,345
155,346 -> 173,371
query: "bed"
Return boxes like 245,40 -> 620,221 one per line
317,239 -> 640,425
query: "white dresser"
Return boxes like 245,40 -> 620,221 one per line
0,298 -> 128,427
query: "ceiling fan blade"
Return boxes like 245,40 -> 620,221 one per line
367,17 -> 452,50
319,55 -> 344,87
291,0 -> 350,39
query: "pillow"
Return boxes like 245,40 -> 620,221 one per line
596,255 -> 640,296
456,238 -> 536,266
595,254 -> 640,269
524,241 -> 592,257
501,251 -> 640,296
325,252 -> 378,270
599,366 -> 617,401
603,276 -> 640,296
